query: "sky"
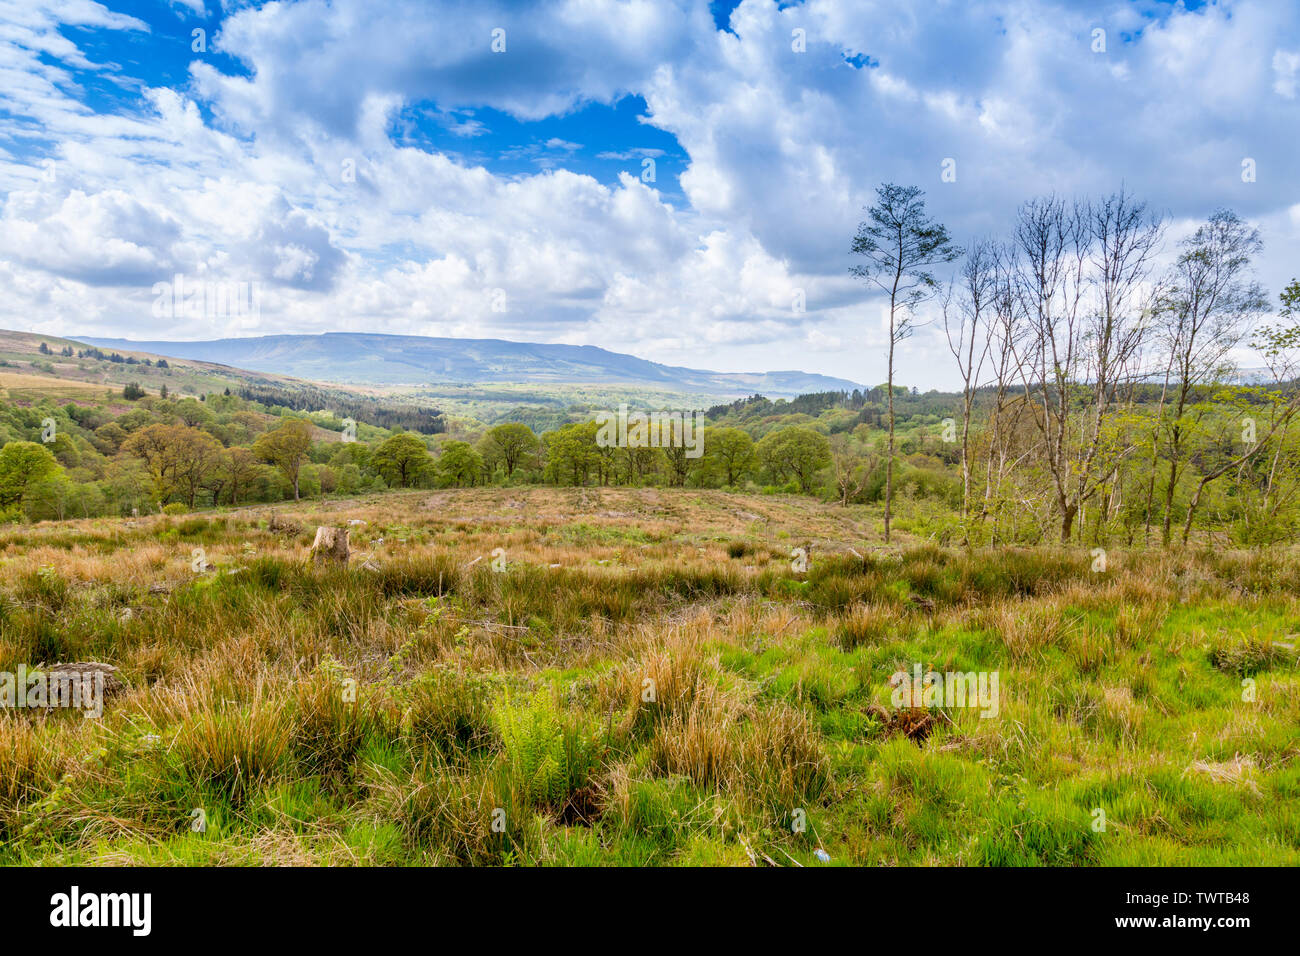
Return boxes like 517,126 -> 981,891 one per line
1,0 -> 1298,390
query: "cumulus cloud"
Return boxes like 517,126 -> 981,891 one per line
190,0 -> 708,141
0,0 -> 1297,386
0,189 -> 186,286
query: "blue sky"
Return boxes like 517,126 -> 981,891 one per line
1,0 -> 1298,388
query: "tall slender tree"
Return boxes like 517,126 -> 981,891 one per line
1010,191 -> 1162,543
851,184 -> 961,543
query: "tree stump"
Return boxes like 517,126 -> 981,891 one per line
32,662 -> 126,716
311,526 -> 350,565
46,662 -> 125,697
268,513 -> 302,535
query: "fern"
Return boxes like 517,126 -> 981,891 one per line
493,692 -> 598,808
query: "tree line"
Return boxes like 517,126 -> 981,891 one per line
851,183 -> 1300,547
4,184 -> 1300,550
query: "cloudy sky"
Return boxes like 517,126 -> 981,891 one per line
1,0 -> 1298,389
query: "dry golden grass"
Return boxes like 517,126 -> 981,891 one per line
0,370 -> 108,400
0,486 -> 1296,866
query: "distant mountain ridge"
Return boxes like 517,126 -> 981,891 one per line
82,332 -> 864,397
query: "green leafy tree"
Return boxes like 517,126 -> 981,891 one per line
662,442 -> 690,487
373,433 -> 433,488
121,423 -> 223,508
46,431 -> 80,468
174,398 -> 213,428
708,427 -> 757,486
756,426 -> 831,493
93,421 -> 128,455
438,440 -> 483,487
483,423 -> 539,478
543,421 -> 600,486
0,441 -> 62,511
224,446 -> 263,506
253,418 -> 314,500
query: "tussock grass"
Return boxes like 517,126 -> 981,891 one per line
0,487 -> 1296,865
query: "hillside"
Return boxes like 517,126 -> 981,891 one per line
1,328 -> 314,398
81,332 -> 865,396
0,329 -> 448,435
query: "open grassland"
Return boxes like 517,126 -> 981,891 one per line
0,488 -> 1296,866
0,371 -> 111,403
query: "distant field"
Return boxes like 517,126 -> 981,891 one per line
0,487 -> 1295,866
0,371 -> 110,401
398,382 -> 727,429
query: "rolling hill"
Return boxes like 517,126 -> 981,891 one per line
82,332 -> 864,397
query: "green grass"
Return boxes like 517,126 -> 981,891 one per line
0,491 -> 1297,866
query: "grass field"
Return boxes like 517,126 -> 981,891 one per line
0,371 -> 112,402
1,487 -> 1296,866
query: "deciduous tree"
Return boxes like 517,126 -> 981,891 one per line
373,432 -> 433,488
253,418 -> 314,500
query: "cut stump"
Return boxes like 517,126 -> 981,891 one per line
311,526 -> 350,565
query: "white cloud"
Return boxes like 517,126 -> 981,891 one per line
166,0 -> 207,17
1274,49 -> 1300,98
0,0 -> 1297,388
0,189 -> 185,286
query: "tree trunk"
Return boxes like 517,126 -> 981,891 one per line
959,403 -> 972,545
1181,479 -> 1208,545
1161,458 -> 1178,548
1142,449 -> 1157,546
1060,501 -> 1077,543
885,298 -> 896,544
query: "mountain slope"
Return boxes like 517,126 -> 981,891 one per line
82,332 -> 864,397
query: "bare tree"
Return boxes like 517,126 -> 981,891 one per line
1081,190 -> 1165,540
1153,210 -> 1269,545
1248,280 -> 1300,534
830,433 -> 875,506
1011,195 -> 1090,542
1011,191 -> 1162,543
943,237 -> 997,533
978,243 -> 1027,539
851,183 -> 961,543
1140,287 -> 1179,545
